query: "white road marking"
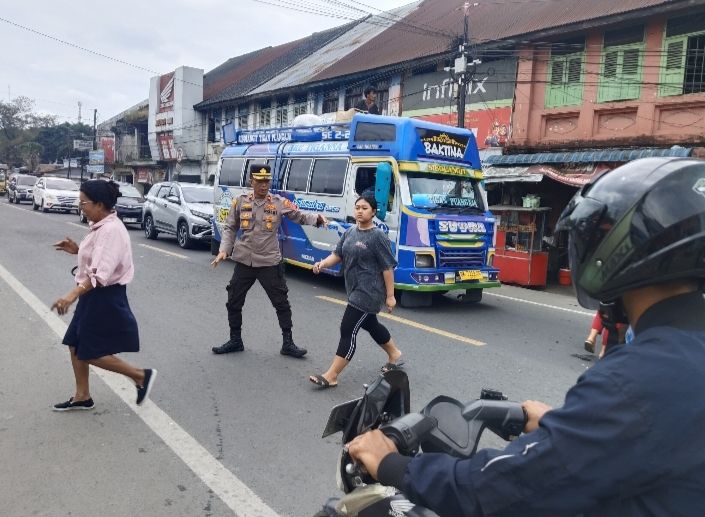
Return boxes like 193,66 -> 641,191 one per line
0,261 -> 279,517
485,291 -> 593,317
317,295 -> 486,346
139,243 -> 188,260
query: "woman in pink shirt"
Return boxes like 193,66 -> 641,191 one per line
51,180 -> 157,411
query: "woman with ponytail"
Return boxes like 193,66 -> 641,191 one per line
51,180 -> 157,410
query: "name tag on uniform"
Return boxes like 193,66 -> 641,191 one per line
242,203 -> 253,211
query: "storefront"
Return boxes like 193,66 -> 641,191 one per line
483,147 -> 693,286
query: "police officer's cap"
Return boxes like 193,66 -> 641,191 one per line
250,164 -> 272,181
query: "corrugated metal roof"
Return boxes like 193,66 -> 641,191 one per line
313,0 -> 675,81
250,3 -> 421,94
197,21 -> 361,109
485,147 -> 692,165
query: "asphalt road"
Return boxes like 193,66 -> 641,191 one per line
0,198 -> 596,516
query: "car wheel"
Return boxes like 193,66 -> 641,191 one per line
144,214 -> 158,239
32,198 -> 38,210
41,200 -> 49,213
177,221 -> 192,249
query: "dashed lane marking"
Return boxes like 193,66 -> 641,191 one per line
0,261 -> 280,517
485,292 -> 594,317
139,243 -> 188,260
316,295 -> 486,347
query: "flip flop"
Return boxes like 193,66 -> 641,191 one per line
584,340 -> 595,354
381,361 -> 405,373
309,374 -> 337,389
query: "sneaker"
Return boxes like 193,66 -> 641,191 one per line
53,397 -> 95,411
136,368 -> 158,405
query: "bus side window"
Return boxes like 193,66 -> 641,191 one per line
354,165 -> 395,211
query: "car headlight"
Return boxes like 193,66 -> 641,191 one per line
415,253 -> 434,268
190,209 -> 211,220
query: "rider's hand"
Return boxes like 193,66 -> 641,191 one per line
312,261 -> 323,274
316,214 -> 329,227
211,251 -> 228,268
522,400 -> 553,433
346,429 -> 398,480
53,237 -> 79,255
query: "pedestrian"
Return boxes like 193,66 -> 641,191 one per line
51,180 -> 157,411
308,194 -> 401,389
354,85 -> 380,115
583,310 -> 627,357
211,164 -> 328,357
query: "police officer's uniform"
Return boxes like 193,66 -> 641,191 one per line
212,164 -> 323,357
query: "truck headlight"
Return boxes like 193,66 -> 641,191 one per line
414,253 -> 434,268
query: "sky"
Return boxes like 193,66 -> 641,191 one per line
0,0 -> 414,125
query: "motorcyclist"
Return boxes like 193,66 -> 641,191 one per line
347,157 -> 705,516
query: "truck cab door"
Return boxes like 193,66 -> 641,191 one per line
346,162 -> 399,254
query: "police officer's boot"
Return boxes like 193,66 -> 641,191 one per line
212,330 -> 245,354
280,330 -> 307,358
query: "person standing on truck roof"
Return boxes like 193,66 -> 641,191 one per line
354,86 -> 380,115
211,164 -> 328,358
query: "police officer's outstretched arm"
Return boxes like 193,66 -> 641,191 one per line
280,198 -> 328,227
212,199 -> 240,267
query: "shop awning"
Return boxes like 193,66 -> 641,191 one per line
482,165 -> 543,183
484,147 -> 692,166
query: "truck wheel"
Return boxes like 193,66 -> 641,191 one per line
460,289 -> 483,303
398,291 -> 433,308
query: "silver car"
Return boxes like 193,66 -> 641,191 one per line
142,182 -> 214,249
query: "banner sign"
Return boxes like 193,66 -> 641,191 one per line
87,150 -> 105,174
404,58 -> 517,113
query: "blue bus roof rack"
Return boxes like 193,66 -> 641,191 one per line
222,122 -> 351,146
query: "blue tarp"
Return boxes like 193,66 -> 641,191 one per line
484,147 -> 692,166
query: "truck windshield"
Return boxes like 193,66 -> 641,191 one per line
407,173 -> 485,212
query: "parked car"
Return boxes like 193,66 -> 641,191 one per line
79,182 -> 145,226
33,177 -> 80,213
0,171 -> 6,196
142,182 -> 214,248
7,174 -> 37,204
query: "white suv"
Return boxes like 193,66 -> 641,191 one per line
142,182 -> 214,248
33,177 -> 80,213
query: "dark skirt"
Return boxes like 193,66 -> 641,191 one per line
62,284 -> 140,360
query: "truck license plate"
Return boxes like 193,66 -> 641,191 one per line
458,270 -> 483,281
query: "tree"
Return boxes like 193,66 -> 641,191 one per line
0,97 -> 55,167
20,142 -> 44,172
35,122 -> 92,163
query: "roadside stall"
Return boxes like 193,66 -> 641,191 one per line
490,202 -> 551,287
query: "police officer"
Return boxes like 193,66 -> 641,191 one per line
347,157 -> 705,516
211,164 -> 327,358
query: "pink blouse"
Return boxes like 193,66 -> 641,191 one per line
75,212 -> 134,287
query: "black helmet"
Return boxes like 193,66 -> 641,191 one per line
557,157 -> 705,308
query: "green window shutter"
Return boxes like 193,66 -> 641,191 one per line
564,57 -> 584,105
598,45 -> 643,102
546,58 -> 566,108
620,48 -> 642,100
660,37 -> 688,96
545,53 -> 584,108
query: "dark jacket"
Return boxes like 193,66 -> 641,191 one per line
379,292 -> 705,516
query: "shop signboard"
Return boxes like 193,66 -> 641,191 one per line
416,106 -> 512,150
87,150 -> 105,174
73,140 -> 93,151
100,135 -> 115,164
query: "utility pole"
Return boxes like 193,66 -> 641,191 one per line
93,109 -> 98,150
451,2 -> 480,129
78,101 -> 82,124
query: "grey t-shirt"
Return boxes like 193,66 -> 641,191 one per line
335,226 -> 397,313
